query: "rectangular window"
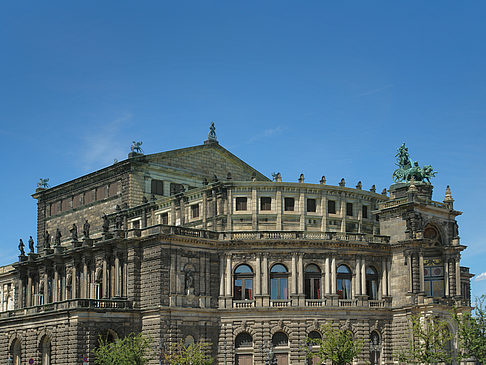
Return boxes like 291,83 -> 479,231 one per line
161,212 -> 169,225
346,202 -> 353,216
236,197 -> 247,211
307,198 -> 316,213
260,197 -> 271,211
191,204 -> 199,218
151,179 -> 164,195
362,205 -> 368,219
284,197 -> 294,211
328,200 -> 336,214
108,181 -> 119,197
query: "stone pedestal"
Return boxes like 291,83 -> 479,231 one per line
83,238 -> 93,247
72,240 -> 82,249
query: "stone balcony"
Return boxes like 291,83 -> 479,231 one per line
228,297 -> 391,309
0,298 -> 132,319
133,224 -> 390,244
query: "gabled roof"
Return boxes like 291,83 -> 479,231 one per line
144,141 -> 270,181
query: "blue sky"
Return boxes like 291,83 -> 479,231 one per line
1,1 -> 485,298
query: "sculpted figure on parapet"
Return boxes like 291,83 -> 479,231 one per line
43,230 -> 51,249
70,223 -> 78,241
102,214 -> 110,233
83,219 -> 90,238
393,143 -> 437,183
55,228 -> 61,246
28,236 -> 34,253
18,239 -> 25,256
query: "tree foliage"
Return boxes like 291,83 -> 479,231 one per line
454,295 -> 486,364
94,332 -> 152,365
305,323 -> 363,365
396,314 -> 453,364
163,339 -> 213,365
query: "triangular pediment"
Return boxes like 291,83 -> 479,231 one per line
145,142 -> 269,181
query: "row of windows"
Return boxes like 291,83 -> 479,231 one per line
150,180 -> 194,196
235,197 -> 370,218
48,181 -> 120,216
234,263 -> 380,301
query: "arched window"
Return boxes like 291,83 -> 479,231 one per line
366,267 -> 379,300
234,265 -> 253,300
97,329 -> 118,348
305,264 -> 321,299
272,332 -> 289,365
272,332 -> 288,347
235,332 -> 253,365
337,265 -> 352,299
40,336 -> 51,365
10,339 -> 21,365
270,264 -> 289,300
424,257 -> 445,297
235,332 -> 253,349
369,331 -> 381,365
307,331 -> 322,365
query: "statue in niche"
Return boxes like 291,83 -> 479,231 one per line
44,230 -> 51,249
28,236 -> 35,253
18,239 -> 25,256
185,270 -> 195,294
70,223 -> 78,241
83,220 -> 90,238
55,228 -> 62,246
102,214 -> 109,233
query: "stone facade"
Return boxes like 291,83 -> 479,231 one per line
0,137 -> 473,365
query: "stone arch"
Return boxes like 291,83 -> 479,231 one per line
8,333 -> 23,351
96,328 -> 119,347
423,221 -> 445,246
270,323 -> 292,339
233,324 -> 257,338
37,329 -> 53,348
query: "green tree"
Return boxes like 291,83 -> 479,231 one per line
94,332 -> 152,365
396,314 -> 453,364
163,339 -> 213,365
454,295 -> 486,364
305,324 -> 363,365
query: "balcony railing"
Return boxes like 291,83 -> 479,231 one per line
270,300 -> 292,307
233,300 -> 255,308
222,231 -> 389,244
0,298 -> 132,319
305,299 -> 326,307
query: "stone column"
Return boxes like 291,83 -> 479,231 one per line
114,254 -> 120,297
262,254 -> 269,296
102,258 -> 108,298
53,269 -> 59,302
291,254 -> 297,295
252,188 -> 258,230
340,195 -> 346,233
361,257 -> 366,297
298,254 -> 304,295
27,275 -> 32,307
225,254 -> 232,297
444,259 -> 450,297
170,201 -> 176,225
276,189 -> 282,230
419,253 -> 425,293
331,256 -> 336,294
299,191 -> 306,231
43,272 -> 48,303
382,258 -> 388,297
387,259 -> 391,297
202,191 -> 207,229
83,260 -> 88,298
455,258 -> 461,296
18,278 -> 24,308
226,188 -> 232,231
219,255 -> 225,297
324,257 -> 330,294
255,254 -> 261,296
72,265 -> 78,299
321,194 -> 327,232
355,257 -> 361,296
407,254 -> 412,292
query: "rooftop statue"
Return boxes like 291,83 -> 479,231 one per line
208,122 -> 217,141
37,178 -> 49,189
392,143 -> 437,183
130,141 -> 143,154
